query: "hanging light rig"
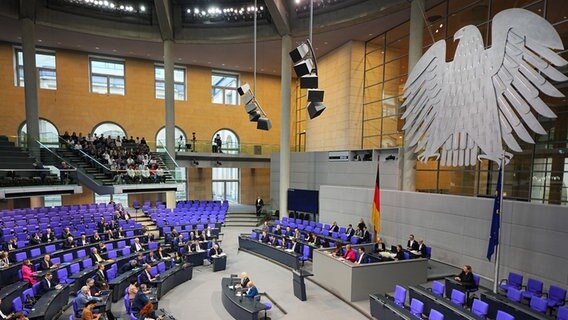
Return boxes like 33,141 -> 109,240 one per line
237,0 -> 271,131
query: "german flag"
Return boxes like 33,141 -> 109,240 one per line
371,161 -> 381,239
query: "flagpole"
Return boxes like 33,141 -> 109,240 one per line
492,154 -> 505,293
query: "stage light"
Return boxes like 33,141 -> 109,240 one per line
257,117 -> 272,131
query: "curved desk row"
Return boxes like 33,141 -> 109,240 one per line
481,291 -> 553,320
238,236 -> 300,270
0,234 -> 147,286
408,285 -> 479,320
28,284 -> 70,320
221,277 -> 266,320
370,294 -> 414,320
153,263 -> 193,299
0,282 -> 28,315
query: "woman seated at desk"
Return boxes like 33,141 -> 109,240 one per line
22,259 -> 37,285
330,243 -> 343,257
373,238 -> 386,253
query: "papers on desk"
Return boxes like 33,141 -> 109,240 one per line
379,252 -> 396,258
410,250 -> 420,256
212,253 -> 227,258
284,249 -> 293,253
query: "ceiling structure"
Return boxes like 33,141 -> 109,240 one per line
0,0 -> 442,75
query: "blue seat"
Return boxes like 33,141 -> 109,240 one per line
507,287 -> 522,303
22,288 -> 34,306
394,285 -> 407,306
471,299 -> 489,318
465,274 -> 480,300
15,252 -> 27,262
409,298 -> 424,318
157,262 -> 166,273
72,298 -> 81,318
547,285 -> 567,309
82,258 -> 93,269
70,263 -> 80,275
499,272 -> 523,293
32,282 -> 41,296
428,309 -> 444,320
298,245 -> 310,266
558,306 -> 568,320
30,248 -> 41,258
496,310 -> 514,320
251,231 -> 257,239
431,281 -> 444,297
63,253 -> 74,263
522,278 -> 543,300
451,289 -> 466,307
403,251 -> 410,260
12,297 -> 29,316
530,296 -> 548,314
123,293 -> 137,320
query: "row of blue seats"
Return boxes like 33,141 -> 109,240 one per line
392,284 -> 522,320
500,272 -> 567,312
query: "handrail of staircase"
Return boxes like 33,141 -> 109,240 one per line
157,139 -> 181,167
35,139 -> 79,171
57,136 -> 112,171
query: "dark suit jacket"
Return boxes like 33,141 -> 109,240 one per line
131,243 -> 144,252
291,242 -> 302,254
394,251 -> 405,260
93,270 -> 107,289
457,271 -> 475,288
407,240 -> 419,250
132,291 -> 149,314
139,270 -> 153,286
91,252 -> 106,263
374,242 -> 386,252
40,259 -> 52,271
345,228 -> 355,237
42,233 -> 55,243
330,225 -> 339,232
418,244 -> 427,256
38,278 -> 55,296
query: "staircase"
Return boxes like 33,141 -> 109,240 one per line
129,210 -> 160,239
224,205 -> 260,227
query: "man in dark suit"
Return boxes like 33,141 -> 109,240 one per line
93,264 -> 108,290
139,264 -> 158,287
42,228 -> 55,243
173,235 -> 185,253
97,218 -> 107,234
131,284 -> 150,316
91,248 -> 106,264
356,247 -> 368,264
416,240 -> 427,257
40,254 -> 57,271
289,238 -> 302,254
394,245 -> 405,261
38,272 -> 62,296
407,234 -> 419,251
345,224 -> 355,238
63,236 -> 76,249
255,196 -> 264,217
78,235 -> 89,246
131,238 -> 144,252
61,227 -> 73,240
259,231 -> 270,243
145,251 -> 157,264
361,227 -> 371,243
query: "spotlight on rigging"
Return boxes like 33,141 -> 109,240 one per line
289,40 -> 318,89
237,82 -> 271,130
307,89 -> 325,119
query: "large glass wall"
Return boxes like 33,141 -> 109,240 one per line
363,0 -> 568,205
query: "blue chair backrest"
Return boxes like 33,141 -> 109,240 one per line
496,310 -> 514,320
451,289 -> 466,306
471,299 -> 489,318
63,253 -> 73,262
251,231 -> 257,239
527,278 -> 543,295
30,248 -> 41,258
124,293 -> 131,312
57,268 -> 68,280
32,282 -> 41,296
549,285 -> 567,304
410,298 -> 424,316
70,263 -> 80,274
45,244 -> 56,253
77,250 -> 86,258
122,247 -> 131,256
302,245 -> 310,257
15,252 -> 27,262
425,246 -> 432,259
12,296 -> 23,312
403,251 -> 411,260
394,285 -> 407,306
530,296 -> 548,313
557,306 -> 568,320
108,251 -> 117,260
509,272 -> 523,289
22,288 -> 34,302
157,262 -> 166,273
508,287 -> 522,302
82,258 -> 93,269
432,281 -> 444,297
428,309 -> 444,320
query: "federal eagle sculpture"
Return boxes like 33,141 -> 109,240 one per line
401,8 -> 568,167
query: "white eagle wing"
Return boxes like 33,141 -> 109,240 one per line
489,9 -> 567,154
401,40 -> 446,162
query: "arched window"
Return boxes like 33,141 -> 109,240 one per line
211,129 -> 239,154
212,129 -> 239,203
92,122 -> 126,139
155,126 -> 187,152
19,118 -> 59,147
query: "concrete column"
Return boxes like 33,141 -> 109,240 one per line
402,0 -> 424,191
279,35 -> 292,219
164,40 -> 175,155
21,17 -> 40,159
164,40 -> 176,209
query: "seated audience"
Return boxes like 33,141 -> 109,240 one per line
345,224 -> 355,238
0,251 -> 10,267
329,221 -> 339,233
91,248 -> 105,263
132,284 -> 151,316
40,254 -> 57,271
38,272 -> 62,296
93,264 -> 109,290
81,300 -> 101,320
245,281 -> 258,298
139,264 -> 159,286
374,237 -> 386,252
394,244 -> 404,261
356,247 -> 368,264
454,265 -> 475,289
21,259 -> 37,285
342,244 -> 357,263
407,234 -> 419,251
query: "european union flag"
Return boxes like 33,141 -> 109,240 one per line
487,168 -> 503,261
